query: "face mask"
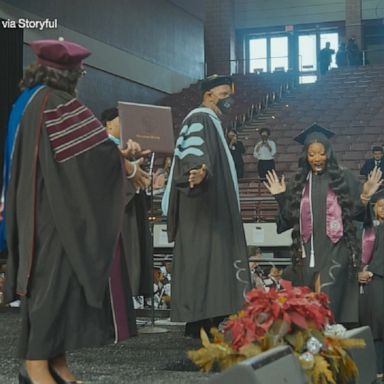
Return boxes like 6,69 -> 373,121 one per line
217,96 -> 235,114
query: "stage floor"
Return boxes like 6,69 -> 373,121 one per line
0,309 -> 213,383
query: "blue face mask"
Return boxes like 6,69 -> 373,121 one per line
108,134 -> 121,145
217,96 -> 235,114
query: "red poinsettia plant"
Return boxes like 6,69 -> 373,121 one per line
225,279 -> 333,351
189,280 -> 364,384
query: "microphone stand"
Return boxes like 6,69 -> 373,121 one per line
139,152 -> 168,334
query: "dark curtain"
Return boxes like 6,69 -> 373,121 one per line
0,20 -> 23,194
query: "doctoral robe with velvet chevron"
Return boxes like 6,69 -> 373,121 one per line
164,107 -> 251,323
5,86 -> 136,359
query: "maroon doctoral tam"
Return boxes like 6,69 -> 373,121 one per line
30,39 -> 91,70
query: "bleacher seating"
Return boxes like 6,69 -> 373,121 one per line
240,65 -> 384,182
155,65 -> 384,222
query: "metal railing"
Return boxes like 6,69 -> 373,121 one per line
204,47 -> 384,77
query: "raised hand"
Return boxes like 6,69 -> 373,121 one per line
362,166 -> 383,202
263,170 -> 286,195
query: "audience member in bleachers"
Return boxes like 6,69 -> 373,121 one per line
151,267 -> 171,309
160,255 -> 172,284
160,256 -> 172,306
226,129 -> 245,179
264,123 -> 382,325
101,107 -> 153,301
4,39 -> 139,384
253,127 -> 276,181
319,42 -> 335,75
248,246 -> 283,291
347,37 -> 363,66
359,189 -> 384,380
336,42 -> 348,68
360,145 -> 384,179
162,74 -> 251,338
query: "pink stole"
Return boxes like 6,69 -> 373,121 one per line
300,174 -> 343,267
361,227 -> 375,266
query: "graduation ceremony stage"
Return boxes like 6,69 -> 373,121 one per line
0,308 -> 212,384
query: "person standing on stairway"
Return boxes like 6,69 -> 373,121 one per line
253,127 -> 276,181
226,129 -> 245,179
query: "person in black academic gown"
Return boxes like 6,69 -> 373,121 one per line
4,39 -> 141,384
264,123 -> 382,325
162,75 -> 251,338
359,189 -> 384,379
101,107 -> 152,299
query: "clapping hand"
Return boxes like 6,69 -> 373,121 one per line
264,170 -> 286,195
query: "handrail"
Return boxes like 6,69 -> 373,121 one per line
204,46 -> 384,77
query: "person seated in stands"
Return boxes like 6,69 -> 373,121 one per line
153,156 -> 172,193
360,145 -> 384,179
359,189 -> 384,381
336,42 -> 347,68
160,255 -> 172,284
253,127 -> 276,181
152,267 -> 171,309
248,247 -> 264,288
319,42 -> 335,75
226,129 -> 245,179
248,247 -> 283,291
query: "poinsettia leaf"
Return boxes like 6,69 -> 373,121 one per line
239,343 -> 262,358
289,311 -> 308,329
279,279 -> 292,290
338,338 -> 366,350
200,328 -> 211,348
313,355 -> 336,384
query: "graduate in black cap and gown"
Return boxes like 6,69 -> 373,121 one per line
4,39 -> 138,384
162,75 -> 251,337
359,189 -> 384,378
264,123 -> 382,324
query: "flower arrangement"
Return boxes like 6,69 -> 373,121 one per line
188,280 -> 365,384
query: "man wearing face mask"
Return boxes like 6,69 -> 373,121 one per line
162,74 -> 251,338
253,127 -> 276,181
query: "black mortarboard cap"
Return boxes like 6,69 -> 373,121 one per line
370,189 -> 384,204
294,123 -> 335,145
200,74 -> 233,94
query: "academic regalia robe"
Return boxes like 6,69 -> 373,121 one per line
276,169 -> 363,324
5,86 -> 136,359
121,184 -> 152,297
359,223 -> 384,340
163,107 -> 251,323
